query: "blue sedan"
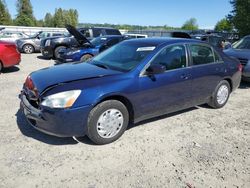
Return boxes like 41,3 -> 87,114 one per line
20,38 -> 241,144
57,35 -> 126,63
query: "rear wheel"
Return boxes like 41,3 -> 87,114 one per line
54,46 -> 66,59
80,54 -> 93,62
22,44 -> 34,54
87,100 -> 129,145
208,80 -> 230,109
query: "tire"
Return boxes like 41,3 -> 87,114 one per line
80,54 -> 93,62
54,46 -> 66,59
208,80 -> 231,109
87,100 -> 129,145
22,44 -> 34,54
0,61 -> 3,72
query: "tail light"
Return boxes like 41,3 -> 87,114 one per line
238,63 -> 243,72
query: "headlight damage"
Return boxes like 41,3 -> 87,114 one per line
41,90 -> 81,108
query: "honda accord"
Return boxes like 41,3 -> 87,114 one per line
20,38 -> 242,144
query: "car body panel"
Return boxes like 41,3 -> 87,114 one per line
0,41 -> 21,68
224,36 -> 250,80
20,38 -> 241,137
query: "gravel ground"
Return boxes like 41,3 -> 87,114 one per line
0,54 -> 250,188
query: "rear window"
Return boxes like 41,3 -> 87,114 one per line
105,29 -> 121,35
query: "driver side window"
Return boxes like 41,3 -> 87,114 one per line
151,45 -> 187,71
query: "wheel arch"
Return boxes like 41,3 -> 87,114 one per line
223,77 -> 233,92
96,95 -> 134,124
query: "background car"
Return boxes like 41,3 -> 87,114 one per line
0,31 -> 29,43
123,33 -> 148,39
16,31 -> 66,54
0,41 -> 21,72
192,34 -> 228,49
40,26 -> 122,59
224,35 -> 250,81
57,34 -> 126,63
20,38 -> 241,145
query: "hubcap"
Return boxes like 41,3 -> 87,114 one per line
217,85 -> 229,105
96,109 -> 124,138
81,54 -> 92,62
24,45 -> 33,53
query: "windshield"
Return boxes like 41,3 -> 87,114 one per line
90,37 -> 109,46
233,37 -> 250,49
30,32 -> 42,38
89,41 -> 156,72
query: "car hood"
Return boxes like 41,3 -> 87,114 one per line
224,48 -> 250,59
66,24 -> 91,45
29,62 -> 121,93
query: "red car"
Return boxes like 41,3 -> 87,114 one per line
0,41 -> 21,72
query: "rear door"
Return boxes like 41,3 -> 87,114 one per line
188,44 -> 226,103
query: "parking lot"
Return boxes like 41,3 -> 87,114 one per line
0,53 -> 249,187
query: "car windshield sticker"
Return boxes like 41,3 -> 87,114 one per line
136,46 -> 155,51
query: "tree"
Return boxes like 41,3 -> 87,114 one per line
53,8 -> 64,27
228,0 -> 250,37
15,0 -> 36,26
181,18 -> 199,30
214,18 -> 233,32
44,13 -> 54,27
68,9 -> 78,27
49,8 -> 78,27
0,0 -> 12,25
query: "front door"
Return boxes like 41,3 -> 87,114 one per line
132,44 -> 193,121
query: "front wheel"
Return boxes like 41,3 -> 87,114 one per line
208,80 -> 231,109
87,100 -> 129,145
22,44 -> 34,54
54,46 -> 66,59
80,54 -> 93,62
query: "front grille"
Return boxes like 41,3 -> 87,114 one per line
238,58 -> 248,66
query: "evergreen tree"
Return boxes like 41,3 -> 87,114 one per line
228,0 -> 250,37
44,13 -> 54,27
53,8 -> 64,27
14,0 -> 36,26
0,0 -> 12,25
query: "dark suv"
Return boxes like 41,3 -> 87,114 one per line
40,26 -> 121,59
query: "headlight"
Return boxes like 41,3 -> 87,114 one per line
45,40 -> 51,46
41,90 -> 81,108
67,50 -> 80,55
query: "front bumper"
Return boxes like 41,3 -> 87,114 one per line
41,47 -> 54,58
20,93 -> 92,137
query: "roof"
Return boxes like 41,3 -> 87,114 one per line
122,37 -> 202,46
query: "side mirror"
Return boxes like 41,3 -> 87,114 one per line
146,64 -> 166,75
37,36 -> 40,39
